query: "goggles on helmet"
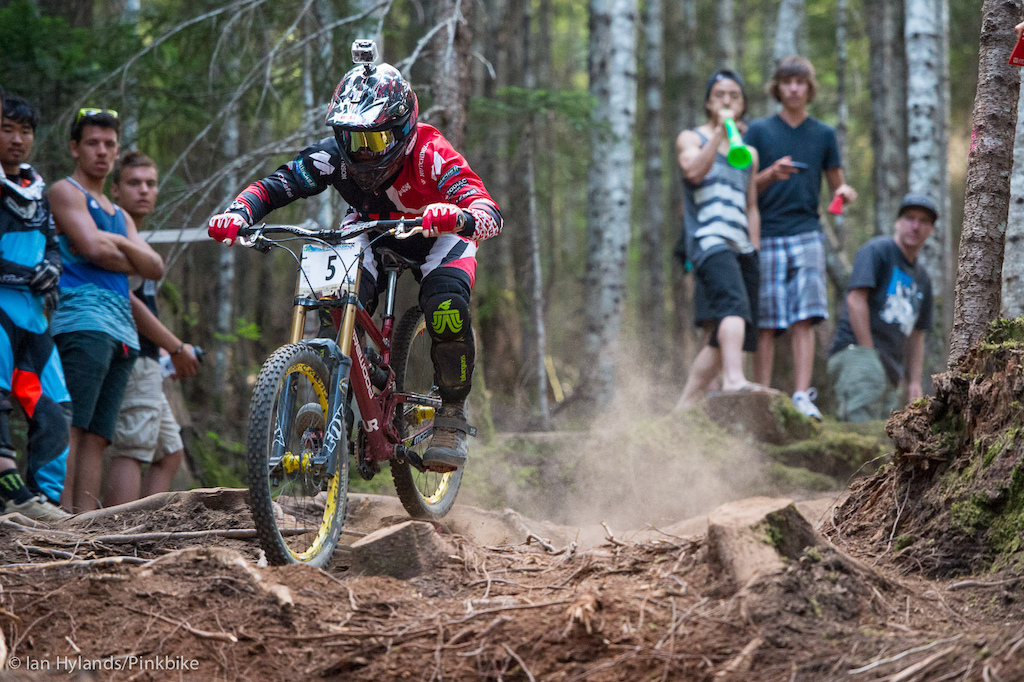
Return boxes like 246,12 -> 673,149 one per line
342,129 -> 397,155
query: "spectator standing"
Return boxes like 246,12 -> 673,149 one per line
674,71 -> 766,410
102,152 -> 199,507
48,109 -> 164,512
0,94 -> 71,520
744,56 -> 858,420
828,194 -> 935,422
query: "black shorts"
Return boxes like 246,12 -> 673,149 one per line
694,249 -> 760,353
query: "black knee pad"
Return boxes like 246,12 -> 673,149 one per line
420,273 -> 472,343
420,272 -> 474,402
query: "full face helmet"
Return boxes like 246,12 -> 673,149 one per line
325,42 -> 418,192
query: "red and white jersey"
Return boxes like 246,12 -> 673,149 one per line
227,124 -> 502,242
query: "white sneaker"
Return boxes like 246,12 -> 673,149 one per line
4,495 -> 71,522
792,389 -> 822,421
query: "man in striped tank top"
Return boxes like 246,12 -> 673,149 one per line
47,110 -> 165,512
674,71 -> 768,410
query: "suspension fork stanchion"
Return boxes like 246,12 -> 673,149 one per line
289,302 -> 308,345
337,267 -> 362,356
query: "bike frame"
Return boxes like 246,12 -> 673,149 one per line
282,234 -> 439,474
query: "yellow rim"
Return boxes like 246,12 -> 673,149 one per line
420,471 -> 453,505
275,361 -> 336,562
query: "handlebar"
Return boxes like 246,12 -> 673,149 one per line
237,218 -> 424,249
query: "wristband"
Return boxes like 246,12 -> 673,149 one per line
171,343 -> 185,356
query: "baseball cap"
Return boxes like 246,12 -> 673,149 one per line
898,193 -> 938,222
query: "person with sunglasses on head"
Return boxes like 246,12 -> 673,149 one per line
0,93 -> 73,521
47,108 -> 165,512
208,41 -> 502,472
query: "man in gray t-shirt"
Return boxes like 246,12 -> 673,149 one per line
828,194 -> 936,422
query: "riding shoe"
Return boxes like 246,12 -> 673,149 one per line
422,402 -> 469,472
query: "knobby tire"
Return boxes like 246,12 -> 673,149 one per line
247,343 -> 348,566
390,306 -> 463,520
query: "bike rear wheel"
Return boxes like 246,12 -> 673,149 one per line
247,343 -> 348,566
390,306 -> 463,520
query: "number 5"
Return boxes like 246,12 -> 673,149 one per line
326,255 -> 337,280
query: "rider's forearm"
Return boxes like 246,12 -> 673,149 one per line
461,202 -> 503,241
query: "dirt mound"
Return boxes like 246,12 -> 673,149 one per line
831,319 -> 1024,578
3,489 -> 1024,680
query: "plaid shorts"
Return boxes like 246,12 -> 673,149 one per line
758,231 -> 829,330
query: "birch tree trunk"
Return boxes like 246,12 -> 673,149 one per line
715,0 -> 736,69
772,0 -> 805,62
867,0 -> 908,234
522,0 -> 549,426
1002,73 -> 1024,318
215,106 -> 239,397
581,0 -> 638,408
120,0 -> 140,150
949,0 -> 1021,367
905,0 -> 950,358
640,0 -> 665,361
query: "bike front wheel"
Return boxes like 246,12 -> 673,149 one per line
247,343 -> 348,566
390,306 -> 463,520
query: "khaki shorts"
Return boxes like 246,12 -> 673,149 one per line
107,357 -> 183,463
828,345 -> 901,422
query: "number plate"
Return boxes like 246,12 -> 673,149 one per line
298,243 -> 360,298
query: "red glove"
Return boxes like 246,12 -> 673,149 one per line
208,213 -> 248,246
421,204 -> 464,238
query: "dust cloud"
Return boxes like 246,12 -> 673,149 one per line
467,355 -> 770,534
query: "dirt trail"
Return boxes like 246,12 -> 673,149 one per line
0,488 -> 1022,681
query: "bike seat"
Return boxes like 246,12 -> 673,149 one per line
377,248 -> 419,271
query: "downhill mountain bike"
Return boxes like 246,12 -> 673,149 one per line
237,218 -> 467,567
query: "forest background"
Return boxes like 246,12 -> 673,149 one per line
0,0 -> 1004,490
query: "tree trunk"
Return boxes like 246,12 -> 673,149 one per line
120,0 -> 140,150
215,105 -> 239,398
640,0 -> 665,362
715,0 -> 736,69
431,0 -> 475,149
834,0 -> 849,252
772,0 -> 805,63
906,0 -> 951,367
522,0 -> 549,426
1003,75 -> 1024,318
867,0 -> 908,235
581,0 -> 638,408
949,0 -> 1021,367
666,0 -> 699,381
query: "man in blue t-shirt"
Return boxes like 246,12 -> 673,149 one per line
744,56 -> 858,420
828,194 -> 935,422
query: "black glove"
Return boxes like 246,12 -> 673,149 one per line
28,261 -> 61,294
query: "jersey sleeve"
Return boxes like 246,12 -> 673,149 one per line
416,131 -> 503,241
226,138 -> 341,223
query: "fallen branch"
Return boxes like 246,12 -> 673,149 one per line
847,635 -> 963,675
89,528 -> 310,544
888,646 -> 958,682
124,606 -> 238,643
947,577 -> 1023,591
601,521 -> 626,547
0,556 -> 150,572
502,643 -> 537,682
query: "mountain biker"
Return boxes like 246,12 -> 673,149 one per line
208,42 -> 503,472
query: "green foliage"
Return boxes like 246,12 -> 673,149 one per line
191,430 -> 247,488
473,87 -> 596,130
